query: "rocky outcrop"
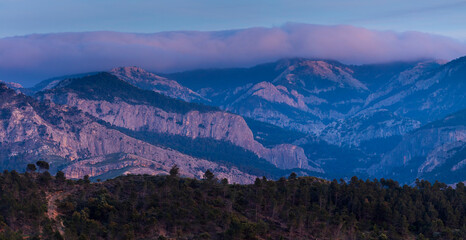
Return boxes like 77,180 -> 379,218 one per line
230,81 -> 311,112
204,59 -> 371,135
6,56 -> 464,184
273,60 -> 368,91
0,84 -> 257,183
110,67 -> 208,103
37,73 -> 322,172
320,109 -> 420,147
369,109 -> 466,184
363,61 -> 444,106
62,153 -> 256,184
364,59 -> 465,123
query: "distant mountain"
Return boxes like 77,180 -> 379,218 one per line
110,66 -> 208,103
36,73 -> 323,174
370,109 -> 466,184
165,58 -> 463,139
164,59 -> 427,149
0,83 -> 260,183
166,61 -> 284,91
162,58 -> 465,184
1,56 -> 465,184
364,59 -> 464,123
0,81 -> 23,90
320,108 -> 420,149
28,72 -> 99,93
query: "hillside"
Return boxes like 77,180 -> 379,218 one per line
0,171 -> 464,240
110,67 -> 208,103
0,83 -> 259,183
36,73 -> 322,174
161,58 -> 466,184
10,56 -> 466,185
370,109 -> 466,184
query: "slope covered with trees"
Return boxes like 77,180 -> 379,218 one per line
0,169 -> 464,240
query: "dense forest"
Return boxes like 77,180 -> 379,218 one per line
0,165 -> 465,240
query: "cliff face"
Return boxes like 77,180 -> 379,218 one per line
364,59 -> 466,123
15,57 -> 466,184
210,60 -> 370,135
164,59 -> 460,139
37,73 -> 322,172
0,84 -> 257,183
319,109 -> 421,148
160,59 -> 466,183
369,109 -> 466,184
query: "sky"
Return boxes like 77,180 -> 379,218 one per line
1,0 -> 466,86
2,0 -> 466,39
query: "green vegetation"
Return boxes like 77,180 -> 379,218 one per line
0,171 -> 465,239
36,160 -> 50,171
0,170 -> 61,239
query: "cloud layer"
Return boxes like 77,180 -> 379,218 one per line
1,23 -> 466,86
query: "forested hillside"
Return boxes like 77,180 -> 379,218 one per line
0,168 -> 464,240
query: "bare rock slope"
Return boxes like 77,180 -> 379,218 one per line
0,83 -> 256,183
37,73 -> 323,173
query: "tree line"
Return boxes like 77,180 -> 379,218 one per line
0,165 -> 465,239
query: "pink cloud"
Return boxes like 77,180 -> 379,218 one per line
1,23 -> 466,85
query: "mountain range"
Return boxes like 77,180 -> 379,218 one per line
1,56 -> 465,185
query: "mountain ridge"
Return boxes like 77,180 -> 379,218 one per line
1,56 -> 464,184
36,73 -> 323,173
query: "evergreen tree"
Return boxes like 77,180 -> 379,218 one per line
169,165 -> 179,178
26,163 -> 37,172
203,169 -> 215,182
36,160 -> 49,171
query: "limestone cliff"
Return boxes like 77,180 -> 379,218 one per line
369,109 -> 466,184
0,83 -> 256,183
37,73 -> 322,172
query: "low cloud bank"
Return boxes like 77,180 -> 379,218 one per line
1,23 -> 466,85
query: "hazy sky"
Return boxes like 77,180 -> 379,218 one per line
1,0 -> 466,40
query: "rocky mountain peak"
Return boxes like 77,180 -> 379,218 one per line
111,66 -> 164,81
273,59 -> 369,91
0,81 -> 23,90
38,73 -> 321,173
394,60 -> 443,86
0,83 -> 9,91
110,66 -> 207,103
